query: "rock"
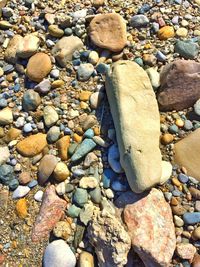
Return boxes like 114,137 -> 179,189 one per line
53,220 -> 71,239
4,128 -> 21,143
15,198 -> 28,219
157,60 -> 200,111
0,164 -> 15,186
145,67 -> 160,89
17,34 -> 40,58
18,172 -> 31,185
190,187 -> 200,200
48,25 -> 64,38
160,161 -> 172,184
88,207 -> 131,267
192,226 -> 200,240
67,204 -> 81,218
38,155 -> 58,185
161,133 -> 174,145
53,162 -> 70,182
77,64 -> 94,82
0,146 -> 10,165
73,188 -> 88,207
176,27 -> 188,37
192,253 -> 200,267
0,107 -> 13,125
43,106 -> 59,127
79,176 -> 98,189
176,243 -> 196,260
90,92 -> 104,109
194,99 -> 200,116
71,138 -> 96,162
47,126 -> 60,143
92,0 -> 104,7
26,53 -> 52,82
175,40 -> 199,59
79,251 -> 94,267
174,128 -> 200,181
4,35 -> 23,64
108,144 -> 123,173
130,15 -> 149,28
22,90 -> 41,111
157,26 -> 175,40
89,13 -> 127,52
43,239 -> 76,267
105,60 -> 163,193
34,79 -> 51,94
0,20 -> 11,29
89,186 -> 102,204
32,185 -> 67,242
16,133 -> 47,157
124,188 -> 176,267
183,212 -> 200,225
12,185 -> 30,199
56,136 -> 70,161
52,36 -> 83,67
88,51 -> 99,65
34,190 -> 43,202
80,203 -> 94,226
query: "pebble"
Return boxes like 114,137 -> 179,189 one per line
53,162 -> 70,182
22,90 -> 41,111
77,64 -> 94,82
192,227 -> 200,240
67,204 -> 81,218
18,172 -> 31,185
48,25 -> 64,38
194,99 -> 200,116
47,126 -> 60,143
73,188 -> 88,207
161,133 -> 174,145
89,186 -> 102,204
158,26 -> 175,40
108,144 -> 123,173
79,251 -> 94,267
15,198 -> 28,219
34,79 -> 51,94
88,51 -> 99,65
0,107 -> 13,125
130,15 -> 149,28
178,173 -> 189,183
0,146 -> 10,165
183,212 -> 200,225
43,106 -> 59,128
79,176 -> 98,189
176,243 -> 196,260
53,221 -> 71,240
175,40 -> 199,59
90,92 -> 104,109
184,120 -> 193,130
38,154 -> 58,185
71,139 -> 96,162
34,190 -> 44,202
12,185 -> 30,199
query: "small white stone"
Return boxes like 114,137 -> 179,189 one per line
90,92 -> 104,109
34,190 -> 44,202
12,186 -> 30,199
79,176 -> 98,189
160,161 -> 172,184
88,51 -> 99,65
0,146 -> 10,165
105,188 -> 114,199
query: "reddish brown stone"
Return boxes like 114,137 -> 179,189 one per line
31,185 -> 67,242
124,188 -> 176,267
192,253 -> 200,267
18,172 -> 31,185
157,60 -> 200,111
0,254 -> 5,265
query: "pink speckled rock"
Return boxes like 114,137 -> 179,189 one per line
31,185 -> 67,242
124,188 -> 176,267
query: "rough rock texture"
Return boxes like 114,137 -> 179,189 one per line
31,185 -> 67,242
88,206 -> 131,267
124,188 -> 176,267
4,35 -> 23,63
89,13 -> 127,52
16,133 -> 47,157
51,36 -> 83,67
157,60 -> 200,111
174,128 -> 200,181
105,60 -> 162,193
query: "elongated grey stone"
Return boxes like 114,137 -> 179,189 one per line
105,60 -> 163,193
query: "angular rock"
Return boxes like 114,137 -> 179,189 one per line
88,207 -> 131,267
124,188 -> 176,267
105,60 -> 162,193
56,135 -> 70,160
17,34 -> 40,58
71,138 -> 96,162
43,105 -> 59,128
31,185 -> 67,242
38,155 -> 58,185
174,128 -> 200,181
0,107 -> 13,125
89,13 -> 127,52
52,36 -> 83,67
22,90 -> 41,111
16,133 -> 47,157
4,35 -> 23,64
157,60 -> 200,111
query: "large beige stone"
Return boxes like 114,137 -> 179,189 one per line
4,35 -> 23,64
89,13 -> 127,52
174,128 -> 200,181
124,188 -> 176,267
105,60 -> 162,193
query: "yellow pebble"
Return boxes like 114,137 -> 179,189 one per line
144,43 -> 152,49
172,177 -> 181,187
161,133 -> 174,145
93,126 -> 100,136
16,199 -> 28,219
51,80 -> 64,89
79,90 -> 92,101
80,101 -> 88,109
73,133 -> 82,143
175,118 -> 184,128
158,26 -> 175,40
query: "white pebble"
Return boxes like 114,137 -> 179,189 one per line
34,190 -> 44,202
12,186 -> 30,199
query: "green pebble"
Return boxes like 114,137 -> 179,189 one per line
73,188 -> 88,207
67,204 -> 81,218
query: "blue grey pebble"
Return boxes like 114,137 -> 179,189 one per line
14,84 -> 20,92
83,129 -> 94,138
175,40 -> 199,59
73,188 -> 88,207
71,167 -> 85,177
172,189 -> 182,197
28,179 -> 38,188
96,63 -> 110,74
10,159 -> 17,166
184,120 -> 193,130
111,181 -> 128,192
156,51 -> 166,62
34,79 -> 51,94
138,4 -> 151,14
64,127 -> 72,135
183,212 -> 200,224
130,14 -> 149,28
0,98 -> 7,108
152,22 -> 159,33
77,63 -> 94,82
23,123 -> 33,133
67,204 -> 81,218
50,69 -> 60,79
102,168 -> 116,188
64,28 -> 73,36
0,164 -> 14,185
22,90 -> 41,111
134,57 -> 144,67
71,138 -> 96,162
169,124 -> 179,134
178,173 -> 189,183
3,64 -> 14,74
8,178 -> 19,190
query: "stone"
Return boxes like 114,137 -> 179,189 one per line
38,155 -> 58,185
190,187 -> 200,200
4,35 -> 23,64
124,188 -> 176,267
26,53 -> 52,82
92,0 -> 104,8
174,128 -> 200,181
73,188 -> 88,207
53,221 -> 71,240
34,190 -> 43,202
88,207 -> 131,267
32,185 -> 67,242
192,253 -> 200,267
79,176 -> 98,189
130,15 -> 149,28
18,172 -> 31,185
22,90 -> 41,111
90,92 -> 104,109
17,34 -> 40,58
161,133 -> 174,145
0,107 -> 13,125
16,133 -> 47,157
43,239 -> 76,267
12,185 -> 30,199
88,51 -> 99,65
194,99 -> 200,116
47,126 -> 60,143
183,212 -> 200,225
108,144 -> 123,173
176,27 -> 188,37
52,36 -> 83,67
105,60 -> 163,193
157,26 -> 175,40
0,146 -> 10,165
53,162 -> 70,182
34,79 -> 51,94
48,25 -> 64,38
56,136 -> 70,161
79,203 -> 94,226
157,60 -> 200,111
145,67 -> 160,89
43,106 -> 59,127
71,139 -> 96,162
176,243 -> 196,260
175,40 -> 199,59
192,226 -> 200,240
4,128 -> 21,143
89,13 -> 127,52
15,198 -> 28,219
89,186 -> 102,204
0,164 -> 14,186
77,64 -> 94,82
79,251 -> 94,267
67,204 -> 81,218
160,161 -> 172,184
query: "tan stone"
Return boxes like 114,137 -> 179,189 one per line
4,128 -> 21,143
16,133 -> 47,157
53,162 -> 70,182
4,35 -> 23,64
89,13 -> 127,52
56,135 -> 70,160
26,53 -> 52,82
79,251 -> 94,267
176,243 -> 196,260
174,128 -> 200,181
